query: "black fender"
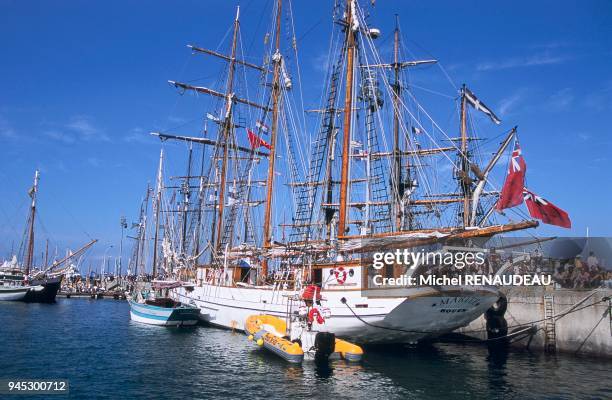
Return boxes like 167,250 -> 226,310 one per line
485,294 -> 508,320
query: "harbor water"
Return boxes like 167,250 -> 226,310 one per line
1,299 -> 610,400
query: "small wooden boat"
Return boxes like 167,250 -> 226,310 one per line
128,280 -> 200,327
245,314 -> 363,363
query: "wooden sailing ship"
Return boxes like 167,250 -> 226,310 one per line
0,170 -> 97,302
138,0 -> 544,343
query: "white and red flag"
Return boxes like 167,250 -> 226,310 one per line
496,139 -> 526,210
247,128 -> 271,150
523,188 -> 571,228
255,120 -> 269,134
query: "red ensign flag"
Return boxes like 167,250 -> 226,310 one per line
496,139 -> 526,210
523,189 -> 571,228
247,129 -> 271,150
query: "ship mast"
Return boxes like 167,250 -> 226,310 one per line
181,144 -> 193,255
152,149 -> 164,279
459,84 -> 470,227
215,7 -> 241,254
24,169 -> 39,277
338,0 -> 357,238
161,5 -> 270,261
392,16 -> 402,231
261,0 -> 283,279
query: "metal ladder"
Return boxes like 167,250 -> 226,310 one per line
543,294 -> 556,353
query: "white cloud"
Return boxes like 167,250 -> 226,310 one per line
0,116 -> 17,139
124,127 -> 155,144
66,115 -> 109,141
497,91 -> 525,117
577,132 -> 591,141
42,115 -> 110,143
477,53 -> 568,71
44,130 -> 75,144
546,88 -> 574,111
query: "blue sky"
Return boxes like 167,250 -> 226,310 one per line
1,0 -> 611,269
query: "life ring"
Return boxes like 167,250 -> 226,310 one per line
334,267 -> 347,284
308,308 -> 325,325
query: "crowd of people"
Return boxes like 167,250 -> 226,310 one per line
550,252 -> 611,289
413,249 -> 612,290
489,250 -> 611,289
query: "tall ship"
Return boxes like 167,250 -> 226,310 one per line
0,170 -> 97,303
139,0 -> 546,344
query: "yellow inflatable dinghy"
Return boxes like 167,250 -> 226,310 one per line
245,314 -> 363,363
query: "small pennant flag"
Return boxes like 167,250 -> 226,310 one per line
255,120 -> 269,133
464,87 -> 501,125
206,113 -> 220,123
247,129 -> 271,150
412,126 -> 423,134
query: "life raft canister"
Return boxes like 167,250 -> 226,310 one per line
334,266 -> 347,284
308,307 -> 325,325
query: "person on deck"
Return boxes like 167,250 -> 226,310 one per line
587,251 -> 599,271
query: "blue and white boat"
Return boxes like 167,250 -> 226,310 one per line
128,281 -> 200,326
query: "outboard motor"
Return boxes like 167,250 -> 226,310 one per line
314,332 -> 336,362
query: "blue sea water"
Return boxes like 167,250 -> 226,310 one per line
0,299 -> 610,400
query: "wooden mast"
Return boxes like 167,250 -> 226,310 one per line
24,169 -> 39,277
460,84 -> 470,227
261,0 -> 283,279
338,0 -> 356,238
215,7 -> 241,253
392,15 -> 402,231
152,149 -> 163,279
181,144 -> 193,255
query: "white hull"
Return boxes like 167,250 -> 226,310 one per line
172,284 -> 499,344
0,286 -> 32,301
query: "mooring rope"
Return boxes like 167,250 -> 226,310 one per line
340,294 -> 611,344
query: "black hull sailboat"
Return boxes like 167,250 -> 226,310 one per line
23,276 -> 62,303
2,170 -> 97,304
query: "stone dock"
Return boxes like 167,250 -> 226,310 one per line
458,287 -> 612,357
